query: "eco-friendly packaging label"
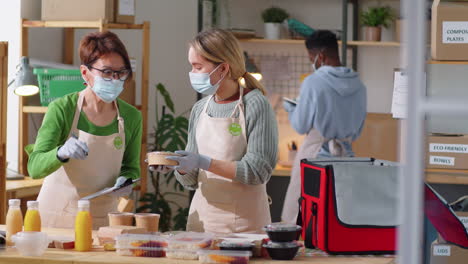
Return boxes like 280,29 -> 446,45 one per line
443,21 -> 468,43
433,245 -> 451,256
429,143 -> 468,153
429,156 -> 455,166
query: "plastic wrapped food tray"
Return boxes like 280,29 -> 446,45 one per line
165,248 -> 199,260
168,232 -> 213,250
197,249 -> 252,264
115,234 -> 167,257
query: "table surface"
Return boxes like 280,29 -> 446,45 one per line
0,226 -> 395,264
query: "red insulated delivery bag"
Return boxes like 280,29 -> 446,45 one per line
298,158 -> 399,254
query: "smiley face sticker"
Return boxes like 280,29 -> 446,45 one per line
114,136 -> 123,150
228,123 -> 242,136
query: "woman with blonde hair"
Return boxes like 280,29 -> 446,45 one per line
152,28 -> 278,233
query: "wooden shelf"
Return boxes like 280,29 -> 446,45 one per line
239,38 -> 401,47
426,168 -> 468,185
427,60 -> 468,65
23,105 -> 142,114
23,20 -> 145,29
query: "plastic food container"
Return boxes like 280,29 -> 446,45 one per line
147,152 -> 180,166
263,241 -> 300,260
115,234 -> 167,257
167,232 -> 213,250
12,231 -> 49,256
198,249 -> 252,264
218,240 -> 254,251
165,248 -> 199,260
263,223 -> 302,242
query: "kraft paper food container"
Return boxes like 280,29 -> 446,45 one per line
147,152 -> 180,166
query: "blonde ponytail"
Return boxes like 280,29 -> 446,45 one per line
241,72 -> 266,95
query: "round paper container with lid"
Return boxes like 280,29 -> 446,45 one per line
218,240 -> 254,251
263,241 -> 300,260
263,223 -> 302,242
147,151 -> 181,166
167,232 -> 214,250
115,234 -> 167,257
197,249 -> 252,264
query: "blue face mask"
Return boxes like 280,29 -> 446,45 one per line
91,75 -> 124,103
189,64 -> 225,95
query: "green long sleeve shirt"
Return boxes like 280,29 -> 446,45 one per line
27,92 -> 142,180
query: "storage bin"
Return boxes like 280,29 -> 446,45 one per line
33,68 -> 85,106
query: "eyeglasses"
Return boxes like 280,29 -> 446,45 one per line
87,65 -> 130,81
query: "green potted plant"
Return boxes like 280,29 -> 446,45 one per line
137,83 -> 190,231
360,6 -> 394,41
261,6 -> 289,40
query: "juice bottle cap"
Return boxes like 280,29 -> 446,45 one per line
9,199 -> 20,207
78,200 -> 90,208
27,200 -> 39,208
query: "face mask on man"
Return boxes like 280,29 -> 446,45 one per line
189,64 -> 225,95
90,75 -> 124,103
311,50 -> 326,72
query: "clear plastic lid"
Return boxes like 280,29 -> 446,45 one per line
218,240 -> 254,248
263,222 -> 302,232
9,199 -> 20,207
263,241 -> 300,249
197,249 -> 252,257
168,232 -> 213,249
115,233 -> 168,249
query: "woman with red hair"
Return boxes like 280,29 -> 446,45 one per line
28,31 -> 142,229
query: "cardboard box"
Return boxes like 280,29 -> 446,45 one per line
432,0 -> 468,60
119,79 -> 135,106
430,240 -> 468,264
42,0 -> 114,22
114,0 -> 135,24
426,134 -> 468,170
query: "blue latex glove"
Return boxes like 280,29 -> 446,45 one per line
166,151 -> 212,172
283,100 -> 296,113
57,136 -> 89,161
109,176 -> 134,197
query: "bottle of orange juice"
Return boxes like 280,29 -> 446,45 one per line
6,199 -> 23,245
75,200 -> 92,251
24,200 -> 41,231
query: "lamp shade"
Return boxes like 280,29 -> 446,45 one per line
14,57 -> 39,96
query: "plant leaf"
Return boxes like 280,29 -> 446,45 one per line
156,83 -> 175,113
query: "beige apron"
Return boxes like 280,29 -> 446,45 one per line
187,87 -> 271,234
281,129 -> 351,224
37,92 -> 125,229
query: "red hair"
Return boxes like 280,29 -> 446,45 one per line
79,31 -> 132,78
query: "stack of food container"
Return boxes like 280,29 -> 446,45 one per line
114,234 -> 168,257
262,223 -> 302,260
166,232 -> 214,260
